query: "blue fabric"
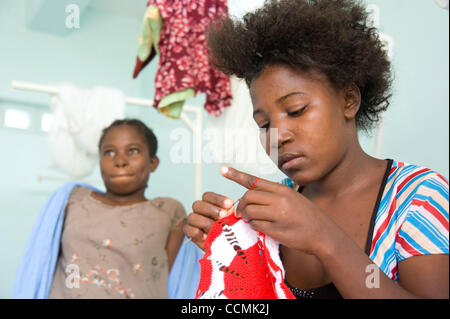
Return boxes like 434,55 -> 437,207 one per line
168,237 -> 203,299
12,182 -> 100,299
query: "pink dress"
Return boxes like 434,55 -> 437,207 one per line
134,0 -> 232,118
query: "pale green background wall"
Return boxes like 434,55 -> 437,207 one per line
0,0 -> 447,298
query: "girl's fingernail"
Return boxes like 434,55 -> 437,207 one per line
224,199 -> 233,208
220,166 -> 229,175
219,210 -> 227,218
203,233 -> 207,240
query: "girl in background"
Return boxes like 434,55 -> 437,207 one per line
47,119 -> 186,298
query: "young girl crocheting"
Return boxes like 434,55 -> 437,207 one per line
48,119 -> 186,298
184,0 -> 449,299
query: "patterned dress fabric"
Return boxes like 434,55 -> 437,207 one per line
366,160 -> 449,280
49,187 -> 186,299
134,0 -> 232,119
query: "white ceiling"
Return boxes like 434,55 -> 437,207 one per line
89,0 -> 147,19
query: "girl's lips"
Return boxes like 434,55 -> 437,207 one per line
281,156 -> 306,170
111,174 -> 135,180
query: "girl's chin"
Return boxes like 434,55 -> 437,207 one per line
286,170 -> 317,187
106,183 -> 143,196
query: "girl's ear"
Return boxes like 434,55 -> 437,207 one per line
343,82 -> 361,121
150,156 -> 160,172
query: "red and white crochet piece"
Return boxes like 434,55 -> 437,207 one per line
195,214 -> 295,299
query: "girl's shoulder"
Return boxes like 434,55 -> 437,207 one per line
68,186 -> 93,203
150,197 -> 185,213
64,186 -> 95,218
383,160 -> 449,262
150,197 -> 187,228
386,160 -> 449,196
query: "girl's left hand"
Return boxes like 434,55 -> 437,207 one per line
221,166 -> 336,255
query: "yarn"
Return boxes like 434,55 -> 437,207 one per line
196,213 -> 295,299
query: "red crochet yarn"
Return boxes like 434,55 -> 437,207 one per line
196,214 -> 295,299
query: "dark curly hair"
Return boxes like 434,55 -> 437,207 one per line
207,0 -> 393,132
98,119 -> 158,158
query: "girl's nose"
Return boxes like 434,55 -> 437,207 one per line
277,126 -> 294,148
114,155 -> 128,168
269,116 -> 294,149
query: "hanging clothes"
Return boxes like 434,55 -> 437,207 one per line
204,77 -> 282,179
133,0 -> 232,119
49,84 -> 125,178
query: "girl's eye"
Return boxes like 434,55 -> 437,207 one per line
129,148 -> 140,155
104,150 -> 115,156
288,105 -> 308,117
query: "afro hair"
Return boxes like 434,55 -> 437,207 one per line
207,0 -> 393,132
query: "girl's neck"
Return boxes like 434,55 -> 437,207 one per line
304,140 -> 383,200
95,189 -> 148,206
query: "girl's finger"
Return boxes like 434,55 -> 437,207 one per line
192,199 -> 230,220
247,219 -> 274,236
236,203 -> 276,222
240,189 -> 275,206
183,224 -> 207,251
187,211 -> 218,234
201,192 -> 234,210
220,166 -> 278,192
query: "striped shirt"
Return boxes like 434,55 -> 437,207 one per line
282,159 -> 449,282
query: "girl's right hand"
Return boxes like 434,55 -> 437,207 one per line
183,192 -> 234,251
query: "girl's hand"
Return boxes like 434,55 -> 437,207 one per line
183,192 -> 234,251
222,166 -> 336,255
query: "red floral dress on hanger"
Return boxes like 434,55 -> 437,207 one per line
133,0 -> 232,119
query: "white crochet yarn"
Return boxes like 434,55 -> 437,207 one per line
197,216 -> 293,299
